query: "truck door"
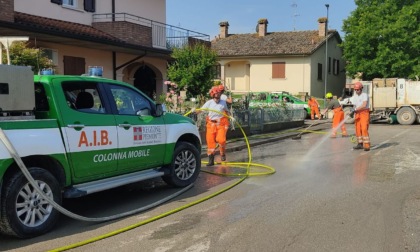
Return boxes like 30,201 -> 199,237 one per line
105,84 -> 166,172
58,81 -> 118,180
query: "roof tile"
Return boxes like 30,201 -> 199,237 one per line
14,12 -> 122,43
211,31 -> 335,56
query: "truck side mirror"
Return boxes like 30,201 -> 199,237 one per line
154,104 -> 164,117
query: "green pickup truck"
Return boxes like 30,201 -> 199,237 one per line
0,65 -> 201,238
248,91 -> 311,118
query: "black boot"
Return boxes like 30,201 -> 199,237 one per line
353,143 -> 363,150
221,154 -> 226,161
207,154 -> 215,166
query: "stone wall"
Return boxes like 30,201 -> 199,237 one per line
93,21 -> 152,47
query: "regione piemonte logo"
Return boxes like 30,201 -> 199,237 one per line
133,127 -> 142,141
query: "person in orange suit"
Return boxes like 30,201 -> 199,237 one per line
350,82 -> 370,151
321,92 -> 348,138
195,86 -> 231,166
307,95 -> 321,120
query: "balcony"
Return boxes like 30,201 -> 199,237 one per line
92,13 -> 210,50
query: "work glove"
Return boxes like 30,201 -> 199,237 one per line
349,108 -> 355,118
191,107 -> 196,113
230,117 -> 236,123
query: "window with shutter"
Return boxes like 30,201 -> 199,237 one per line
317,63 -> 322,80
64,56 -> 86,75
84,0 -> 96,12
272,62 -> 285,79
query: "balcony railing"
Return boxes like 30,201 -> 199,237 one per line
93,13 -> 210,50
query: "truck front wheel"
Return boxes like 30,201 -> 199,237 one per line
162,142 -> 201,187
397,107 -> 416,125
0,167 -> 61,238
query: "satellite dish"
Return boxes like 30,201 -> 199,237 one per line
255,24 -> 259,32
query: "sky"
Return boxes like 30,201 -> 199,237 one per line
167,0 -> 357,40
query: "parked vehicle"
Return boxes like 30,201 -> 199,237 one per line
248,91 -> 310,118
340,78 -> 420,125
0,65 -> 202,238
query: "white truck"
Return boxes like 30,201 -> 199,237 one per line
340,78 -> 420,125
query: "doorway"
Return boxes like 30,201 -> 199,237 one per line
134,65 -> 156,99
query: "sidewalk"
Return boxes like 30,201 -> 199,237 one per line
200,119 -> 332,158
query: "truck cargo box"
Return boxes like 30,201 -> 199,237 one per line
0,65 -> 34,113
398,79 -> 420,106
373,87 -> 397,108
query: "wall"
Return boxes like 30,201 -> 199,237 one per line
15,0 -> 93,25
36,41 -> 167,91
113,0 -> 166,24
309,35 -> 346,98
14,0 -> 166,25
222,56 -> 312,96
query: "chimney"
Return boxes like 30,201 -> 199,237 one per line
0,0 -> 14,22
257,18 -> 268,37
318,17 -> 328,37
219,21 -> 229,39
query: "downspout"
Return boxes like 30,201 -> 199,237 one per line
113,52 -> 116,80
112,0 -> 115,21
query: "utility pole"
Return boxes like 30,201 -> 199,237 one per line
324,4 -> 329,108
291,1 -> 299,31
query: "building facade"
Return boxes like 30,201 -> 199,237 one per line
0,0 -> 209,99
212,18 -> 346,99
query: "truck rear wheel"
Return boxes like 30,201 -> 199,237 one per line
162,142 -> 201,187
396,107 -> 416,125
0,167 -> 61,238
343,107 -> 355,124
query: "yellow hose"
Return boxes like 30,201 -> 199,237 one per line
49,108 -> 275,251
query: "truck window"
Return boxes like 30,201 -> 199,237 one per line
62,81 -> 105,114
34,83 -> 49,112
109,85 -> 152,116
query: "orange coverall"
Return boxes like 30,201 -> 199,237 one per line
325,98 -> 347,137
308,97 -> 320,120
355,109 -> 370,149
206,117 -> 229,156
331,107 -> 348,137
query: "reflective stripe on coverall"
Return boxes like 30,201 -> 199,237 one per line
355,109 -> 370,149
331,106 -> 347,137
206,116 -> 229,156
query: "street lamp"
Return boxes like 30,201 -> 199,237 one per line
324,4 -> 329,108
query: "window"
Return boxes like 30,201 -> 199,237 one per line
328,57 -> 331,74
213,64 -> 221,80
317,63 -> 323,80
272,62 -> 285,79
62,81 -> 105,114
41,48 -> 58,66
35,83 -> 49,112
51,0 -> 95,12
333,59 -> 340,75
109,85 -> 152,116
63,0 -> 77,8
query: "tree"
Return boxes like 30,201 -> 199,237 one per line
341,0 -> 420,80
1,41 -> 55,73
166,43 -> 218,104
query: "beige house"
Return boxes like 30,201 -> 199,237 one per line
212,18 -> 346,99
0,0 -> 209,99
